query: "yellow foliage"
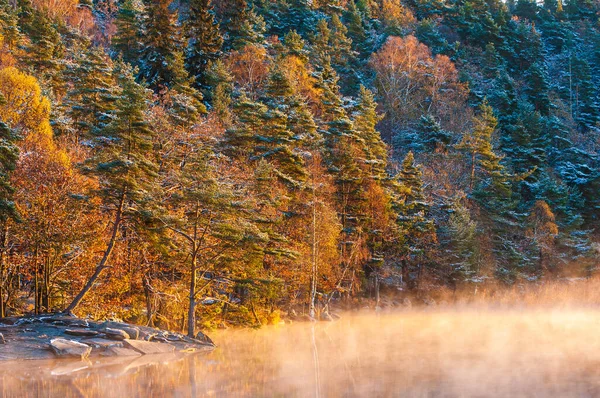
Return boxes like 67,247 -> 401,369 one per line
0,66 -> 70,167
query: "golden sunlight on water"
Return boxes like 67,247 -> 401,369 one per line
3,309 -> 600,397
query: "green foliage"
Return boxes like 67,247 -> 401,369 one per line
184,0 -> 223,89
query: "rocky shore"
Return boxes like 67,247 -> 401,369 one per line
0,313 -> 214,361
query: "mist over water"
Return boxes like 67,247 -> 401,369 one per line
3,307 -> 600,397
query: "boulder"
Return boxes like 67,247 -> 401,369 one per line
103,328 -> 130,340
123,339 -> 175,355
49,338 -> 92,359
0,333 -> 4,344
194,331 -> 214,346
65,328 -> 99,337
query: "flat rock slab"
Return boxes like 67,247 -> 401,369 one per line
65,328 -> 99,337
123,339 -> 175,355
0,314 -> 214,361
84,338 -> 123,349
103,327 -> 129,340
49,338 -> 92,359
104,346 -> 141,357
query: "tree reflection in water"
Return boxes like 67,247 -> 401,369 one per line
3,310 -> 600,397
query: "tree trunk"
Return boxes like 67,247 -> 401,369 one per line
375,272 -> 380,308
0,223 -> 7,318
143,273 -> 155,327
64,193 -> 125,313
309,178 -> 317,320
187,254 -> 197,338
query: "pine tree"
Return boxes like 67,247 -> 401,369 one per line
457,101 -> 506,192
418,114 -> 452,153
344,0 -> 371,56
161,134 -> 259,337
139,0 -> 181,90
0,0 -> 22,50
65,62 -> 158,312
224,88 -> 307,186
112,0 -> 143,67
390,151 -> 436,288
20,10 -> 64,88
204,59 -> 233,124
316,62 -> 370,283
352,86 -> 387,180
64,46 -> 118,137
165,50 -> 207,126
0,121 -> 19,222
184,0 -> 223,89
524,62 -> 551,115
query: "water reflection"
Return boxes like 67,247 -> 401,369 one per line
3,309 -> 600,397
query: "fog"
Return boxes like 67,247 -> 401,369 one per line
3,306 -> 600,397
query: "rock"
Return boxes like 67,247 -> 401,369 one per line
49,338 -> 92,359
65,328 -> 99,337
194,331 -> 214,346
0,333 -> 4,344
138,330 -> 156,341
149,335 -> 168,343
123,339 -> 175,355
104,346 -> 141,357
120,326 -> 139,340
68,320 -> 90,328
82,338 -> 122,349
102,328 -> 130,340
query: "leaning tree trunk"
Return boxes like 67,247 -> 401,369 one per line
64,193 -> 125,313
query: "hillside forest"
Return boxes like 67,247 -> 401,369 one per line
0,0 -> 599,334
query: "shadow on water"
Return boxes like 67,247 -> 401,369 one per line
3,309 -> 600,397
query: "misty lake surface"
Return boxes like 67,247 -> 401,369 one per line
3,309 -> 600,397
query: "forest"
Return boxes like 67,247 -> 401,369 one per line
0,0 -> 598,335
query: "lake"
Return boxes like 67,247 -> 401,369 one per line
3,308 -> 600,397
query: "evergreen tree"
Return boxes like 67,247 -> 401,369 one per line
390,151 -> 436,287
112,0 -> 143,67
66,62 -> 158,312
139,0 -> 181,90
418,114 -> 452,153
225,90 -> 307,186
0,121 -> 19,222
165,50 -> 207,126
204,59 -> 233,123
184,0 -> 223,89
524,63 -> 551,115
352,86 -> 387,180
64,46 -> 118,137
20,10 -> 64,88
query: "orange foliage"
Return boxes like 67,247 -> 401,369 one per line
224,44 -> 271,94
370,35 -> 469,134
